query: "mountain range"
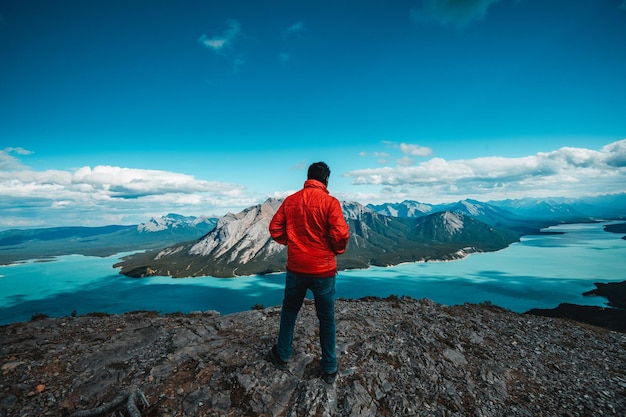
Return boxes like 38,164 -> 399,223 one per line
368,194 -> 626,224
0,214 -> 216,265
2,193 -> 625,278
114,193 -> 626,278
115,199 -> 522,278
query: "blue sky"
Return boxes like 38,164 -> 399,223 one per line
1,0 -> 626,228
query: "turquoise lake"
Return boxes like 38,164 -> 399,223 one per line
1,222 -> 624,325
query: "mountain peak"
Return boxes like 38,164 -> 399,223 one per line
188,200 -> 283,266
341,201 -> 373,220
137,213 -> 215,233
457,200 -> 484,216
441,211 -> 464,234
366,200 -> 433,217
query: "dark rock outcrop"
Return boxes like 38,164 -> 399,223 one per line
525,303 -> 626,333
1,297 -> 625,417
526,281 -> 626,332
604,222 -> 626,240
583,280 -> 626,309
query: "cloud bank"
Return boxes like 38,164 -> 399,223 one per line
2,140 -> 625,228
0,150 -> 255,228
346,139 -> 626,203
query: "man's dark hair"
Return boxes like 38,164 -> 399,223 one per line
307,161 -> 331,185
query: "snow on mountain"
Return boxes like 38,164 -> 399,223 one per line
137,217 -> 169,232
458,200 -> 483,216
343,201 -> 375,220
137,213 -> 216,233
367,200 -> 433,218
487,194 -> 626,221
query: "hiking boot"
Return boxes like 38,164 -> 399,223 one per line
269,345 -> 288,371
321,369 -> 337,384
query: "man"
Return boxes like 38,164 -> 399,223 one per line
268,161 -> 350,384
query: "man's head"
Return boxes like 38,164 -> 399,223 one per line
307,161 -> 331,186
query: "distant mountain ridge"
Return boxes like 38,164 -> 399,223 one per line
489,194 -> 626,222
137,213 -> 216,233
2,193 -> 624,271
116,193 -> 625,278
0,214 -> 217,265
368,193 -> 626,223
366,200 -> 434,217
368,193 -> 626,233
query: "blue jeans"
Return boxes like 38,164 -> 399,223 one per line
276,271 -> 337,374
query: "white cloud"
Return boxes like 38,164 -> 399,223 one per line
0,163 -> 256,228
4,147 -> 32,155
599,140 -> 626,167
397,156 -> 416,167
410,0 -> 503,29
232,56 -> 247,73
344,139 -> 626,203
198,19 -> 241,52
400,142 -> 432,157
284,21 -> 306,38
359,151 -> 391,158
201,38 -> 227,50
3,139 -> 625,228
278,22 -> 305,63
396,143 -> 432,166
198,19 -> 247,73
290,160 -> 308,171
0,147 -> 32,171
374,140 -> 432,166
71,165 -> 235,198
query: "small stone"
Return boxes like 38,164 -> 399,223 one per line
1,361 -> 25,372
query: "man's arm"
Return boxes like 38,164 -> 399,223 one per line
327,199 -> 349,254
269,204 -> 288,245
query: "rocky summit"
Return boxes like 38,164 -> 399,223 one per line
1,297 -> 625,417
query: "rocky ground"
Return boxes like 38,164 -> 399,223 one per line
1,297 -> 625,417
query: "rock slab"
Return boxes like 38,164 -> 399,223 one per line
1,297 -> 625,417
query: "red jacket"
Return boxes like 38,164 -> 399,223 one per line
269,179 -> 350,277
